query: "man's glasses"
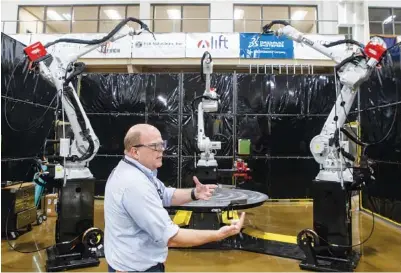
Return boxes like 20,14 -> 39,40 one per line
133,140 -> 167,151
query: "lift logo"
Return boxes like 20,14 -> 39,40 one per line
197,40 -> 210,48
186,33 -> 239,57
197,35 -> 229,49
98,41 -> 121,54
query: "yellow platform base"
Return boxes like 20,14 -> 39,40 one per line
242,228 -> 297,244
172,210 -> 192,226
172,209 -> 297,244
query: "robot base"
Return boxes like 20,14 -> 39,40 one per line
195,165 -> 218,183
45,243 -> 101,272
46,178 -> 104,272
298,180 -> 360,272
299,249 -> 360,272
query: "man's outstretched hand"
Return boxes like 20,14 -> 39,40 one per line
217,212 -> 246,239
193,176 -> 218,201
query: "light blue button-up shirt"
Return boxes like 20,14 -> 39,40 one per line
104,155 -> 179,271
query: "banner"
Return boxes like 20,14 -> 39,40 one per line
239,33 -> 294,59
185,33 -> 239,58
132,33 -> 185,58
293,34 -> 348,60
81,33 -> 132,59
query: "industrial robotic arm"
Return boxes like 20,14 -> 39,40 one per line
24,18 -> 153,183
263,21 -> 387,187
22,18 -> 154,271
196,51 -> 221,168
262,21 -> 389,272
194,52 -> 252,184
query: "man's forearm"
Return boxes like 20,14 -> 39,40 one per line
167,228 -> 221,248
171,188 -> 193,206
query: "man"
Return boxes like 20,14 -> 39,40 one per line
104,124 -> 245,272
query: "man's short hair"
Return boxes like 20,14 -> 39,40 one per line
124,124 -> 160,153
124,128 -> 141,153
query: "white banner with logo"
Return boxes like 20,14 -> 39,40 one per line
81,33 -> 132,58
185,33 -> 239,58
293,34 -> 349,60
132,33 -> 186,58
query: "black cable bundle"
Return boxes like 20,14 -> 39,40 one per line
44,17 -> 151,48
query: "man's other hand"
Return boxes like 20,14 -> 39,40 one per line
217,212 -> 246,239
193,176 -> 218,201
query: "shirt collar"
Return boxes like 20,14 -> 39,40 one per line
124,155 -> 158,177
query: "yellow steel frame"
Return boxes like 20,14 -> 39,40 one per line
173,209 -> 298,244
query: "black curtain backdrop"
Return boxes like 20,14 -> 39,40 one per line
359,42 -> 401,224
2,33 -> 400,223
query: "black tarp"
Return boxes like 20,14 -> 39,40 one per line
77,72 -> 339,198
79,73 -> 181,187
360,43 -> 401,224
1,33 -> 56,181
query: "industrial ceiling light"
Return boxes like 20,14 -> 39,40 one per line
103,9 -> 123,20
167,9 -> 181,20
291,10 -> 308,20
382,15 -> 396,24
234,9 -> 244,20
47,10 -> 64,21
62,13 -> 71,20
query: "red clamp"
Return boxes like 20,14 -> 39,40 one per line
24,41 -> 48,62
364,37 -> 387,63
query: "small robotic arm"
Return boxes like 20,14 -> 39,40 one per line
263,21 -> 387,186
196,51 -> 221,168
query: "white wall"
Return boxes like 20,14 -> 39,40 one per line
366,1 -> 401,8
1,1 -> 18,33
210,2 -> 233,32
1,0 -> 331,34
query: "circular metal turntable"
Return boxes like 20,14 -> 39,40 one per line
169,185 -> 269,212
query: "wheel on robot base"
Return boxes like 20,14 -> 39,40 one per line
36,215 -> 44,225
82,227 -> 104,248
297,228 -> 319,251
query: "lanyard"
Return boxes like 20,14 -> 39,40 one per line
121,157 -> 163,201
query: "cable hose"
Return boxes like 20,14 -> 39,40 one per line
324,39 -> 364,49
335,54 -> 366,72
340,127 -> 368,147
63,86 -> 95,161
262,20 -> 291,33
44,17 -> 150,48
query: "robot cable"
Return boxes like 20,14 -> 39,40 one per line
44,17 -> 153,48
3,57 -> 58,132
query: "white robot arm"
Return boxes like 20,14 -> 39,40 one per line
23,18 -> 153,182
196,51 -> 221,168
263,21 -> 387,186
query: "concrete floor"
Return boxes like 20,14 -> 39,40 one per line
2,200 -> 401,272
